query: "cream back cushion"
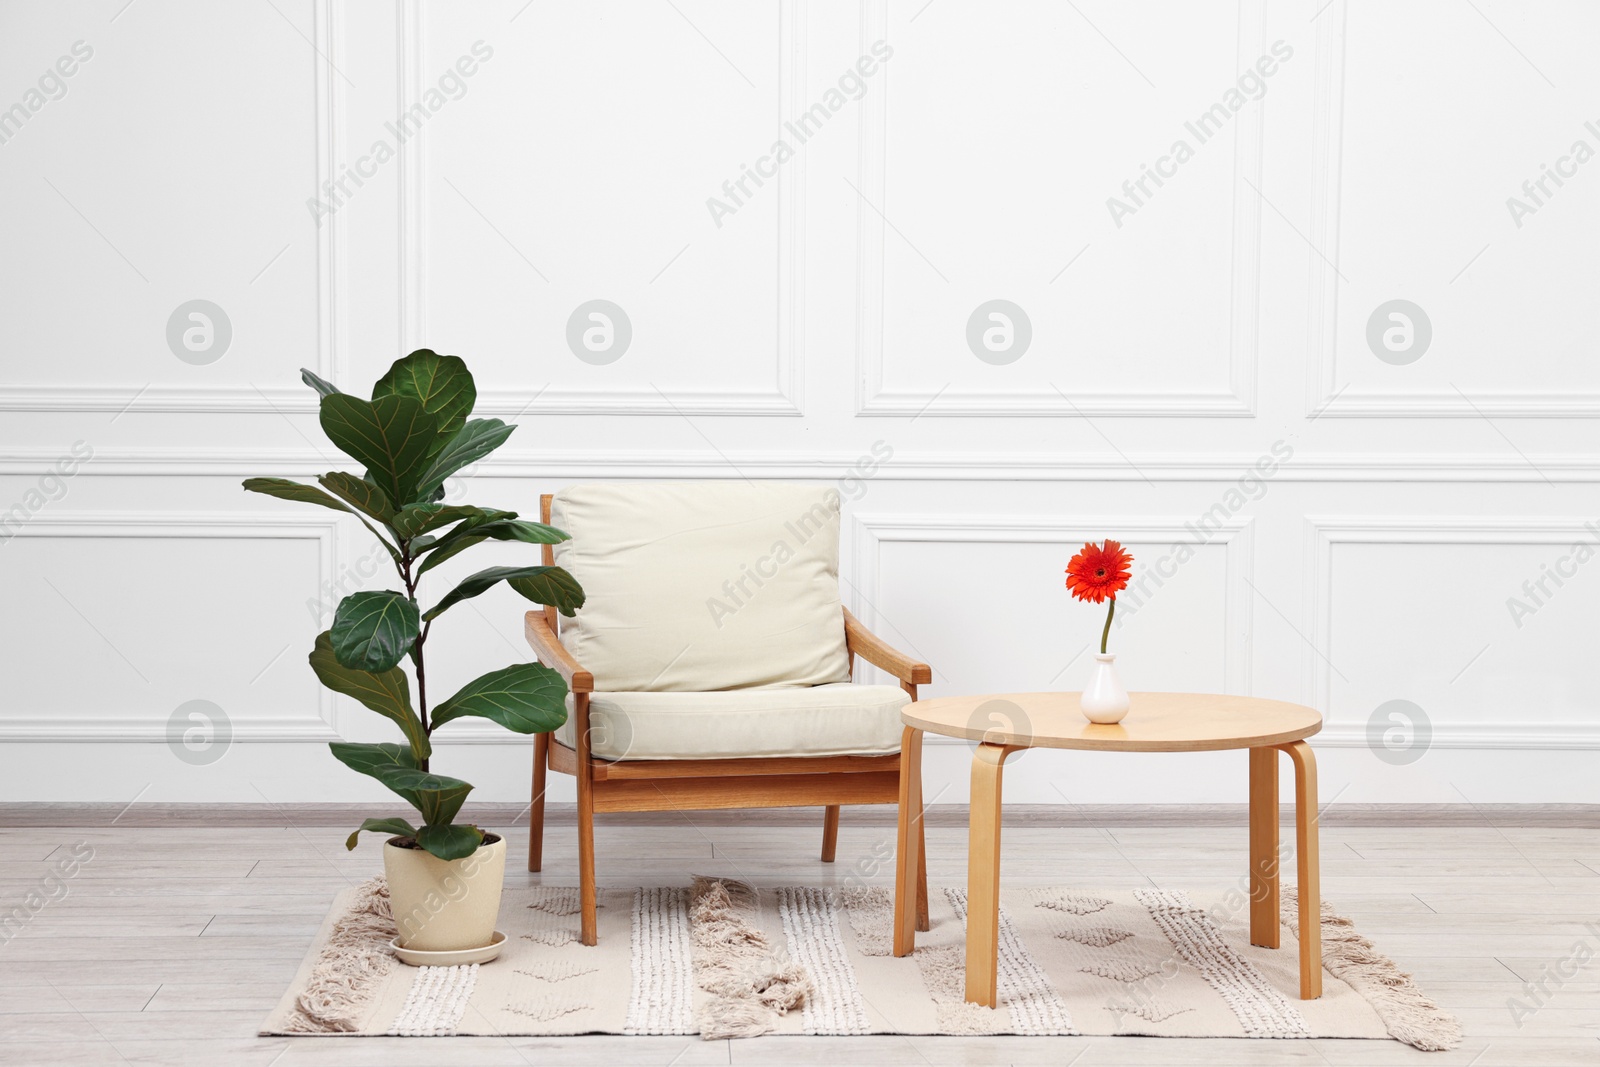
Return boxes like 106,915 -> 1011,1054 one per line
550,482 -> 851,692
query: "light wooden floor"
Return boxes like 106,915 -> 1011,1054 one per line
1,809 -> 1597,1066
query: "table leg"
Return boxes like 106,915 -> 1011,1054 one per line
1282,741 -> 1322,999
893,726 -> 923,957
965,742 -> 1015,1007
916,802 -> 929,933
1248,746 -> 1280,948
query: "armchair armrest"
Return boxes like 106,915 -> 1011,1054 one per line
524,611 -> 594,693
842,607 -> 932,686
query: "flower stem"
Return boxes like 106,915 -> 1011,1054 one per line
1100,596 -> 1115,655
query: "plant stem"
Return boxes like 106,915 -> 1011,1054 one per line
1100,596 -> 1115,655
414,646 -> 429,767
399,541 -> 430,771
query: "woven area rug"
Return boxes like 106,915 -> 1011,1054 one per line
261,877 -> 1461,1049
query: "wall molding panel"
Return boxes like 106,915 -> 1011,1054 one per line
1307,516 -> 1600,750
0,0 -> 344,417
853,0 -> 1263,418
0,511 -> 341,743
400,0 -> 806,418
1304,0 -> 1600,419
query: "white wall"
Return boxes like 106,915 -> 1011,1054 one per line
2,0 -> 1597,810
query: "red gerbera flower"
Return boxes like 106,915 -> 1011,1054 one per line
1065,539 -> 1133,604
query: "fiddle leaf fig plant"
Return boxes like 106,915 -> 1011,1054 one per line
244,350 -> 583,860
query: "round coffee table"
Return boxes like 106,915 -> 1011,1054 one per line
890,691 -> 1324,1006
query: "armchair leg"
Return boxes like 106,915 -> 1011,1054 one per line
573,693 -> 598,946
529,732 -> 549,873
577,772 -> 597,946
821,805 -> 840,862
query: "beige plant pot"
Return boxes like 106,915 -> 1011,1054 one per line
383,833 -> 506,952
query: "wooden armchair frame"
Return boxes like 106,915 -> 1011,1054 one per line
524,493 -> 931,945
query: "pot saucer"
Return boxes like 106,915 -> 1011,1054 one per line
389,930 -> 506,967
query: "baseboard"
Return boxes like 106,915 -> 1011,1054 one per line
3,802 -> 1596,828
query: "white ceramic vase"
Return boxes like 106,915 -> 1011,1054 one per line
383,833 -> 506,953
1080,653 -> 1130,724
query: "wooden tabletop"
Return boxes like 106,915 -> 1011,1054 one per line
902,692 -> 1322,753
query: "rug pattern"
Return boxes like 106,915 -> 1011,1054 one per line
261,877 -> 1461,1050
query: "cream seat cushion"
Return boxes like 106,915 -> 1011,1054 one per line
550,482 -> 851,692
556,683 -> 909,760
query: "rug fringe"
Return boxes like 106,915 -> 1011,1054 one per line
284,876 -> 396,1033
1282,888 -> 1462,1051
689,876 -> 813,1040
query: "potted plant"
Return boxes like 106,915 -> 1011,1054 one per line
243,349 -> 583,954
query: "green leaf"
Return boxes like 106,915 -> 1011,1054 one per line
318,472 -> 397,525
391,504 -> 494,541
413,418 -> 515,500
300,368 -> 343,397
310,633 -> 430,761
345,816 -> 418,851
404,512 -> 565,585
433,662 -> 569,734
423,564 -> 569,622
372,350 -> 476,442
475,519 -> 569,545
368,766 -> 474,826
330,591 -> 420,672
319,393 -> 444,508
414,507 -> 514,550
416,823 -> 484,861
244,477 -> 402,567
375,766 -> 470,793
242,477 -> 352,514
329,742 -> 423,811
329,740 -> 417,777
327,743 -> 463,823
412,511 -> 518,579
507,567 -> 586,617
415,533 -> 489,577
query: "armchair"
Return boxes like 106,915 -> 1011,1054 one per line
522,482 -> 930,946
